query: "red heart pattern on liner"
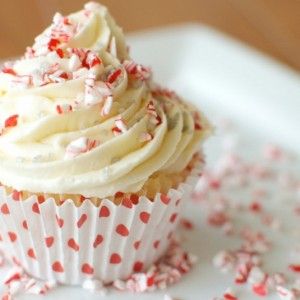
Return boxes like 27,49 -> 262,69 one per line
45,236 -> 54,248
99,205 -> 110,217
133,261 -> 144,272
77,213 -> 87,228
93,234 -> 104,248
32,202 -> 40,214
27,248 -> 36,259
116,224 -> 129,236
68,238 -> 80,251
12,190 -> 22,201
81,263 -> 94,274
134,240 -> 141,250
160,194 -> 171,205
122,198 -> 133,209
1,204 -> 9,214
8,232 -> 17,242
52,261 -> 64,273
22,220 -> 28,230
139,211 -> 150,224
110,253 -> 122,264
55,215 -> 64,228
169,213 -> 178,223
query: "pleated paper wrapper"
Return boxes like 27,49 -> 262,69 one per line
0,162 -> 202,285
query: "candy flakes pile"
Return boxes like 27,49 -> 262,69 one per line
0,237 -> 195,299
191,131 -> 300,300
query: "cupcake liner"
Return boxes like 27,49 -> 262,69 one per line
0,162 -> 202,285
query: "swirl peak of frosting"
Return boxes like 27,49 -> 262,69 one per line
0,2 -> 211,198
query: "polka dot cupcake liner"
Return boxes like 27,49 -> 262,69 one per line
0,162 -> 202,285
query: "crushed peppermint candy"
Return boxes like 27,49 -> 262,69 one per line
65,137 -> 99,159
147,100 -> 162,126
101,96 -> 113,116
0,237 -> 196,298
68,53 -> 82,71
82,279 -> 107,295
29,11 -> 80,58
1,263 -> 57,299
3,46 -> 105,90
56,104 -> 73,114
106,68 -> 122,85
289,264 -> 300,273
123,60 -> 152,81
192,119 -> 300,299
84,77 -> 112,106
223,287 -> 239,300
4,115 -> 19,128
112,238 -> 197,293
112,116 -> 127,135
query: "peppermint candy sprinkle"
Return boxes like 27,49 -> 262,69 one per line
4,115 -> 19,128
112,117 -> 127,136
106,68 -> 122,85
30,12 -> 78,57
84,76 -> 112,106
65,137 -> 99,159
0,237 -> 196,298
147,100 -> 162,126
56,104 -> 73,114
101,96 -> 113,116
123,60 -> 151,81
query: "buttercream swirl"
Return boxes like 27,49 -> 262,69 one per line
0,2 -> 210,198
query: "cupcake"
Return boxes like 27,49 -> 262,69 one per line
0,2 -> 211,285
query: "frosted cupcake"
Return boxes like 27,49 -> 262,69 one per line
0,2 -> 211,284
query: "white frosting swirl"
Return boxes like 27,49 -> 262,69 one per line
0,2 -> 210,198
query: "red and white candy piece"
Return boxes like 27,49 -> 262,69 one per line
247,266 -> 266,285
112,117 -> 127,136
82,279 -> 107,295
56,104 -> 73,114
101,96 -> 113,116
4,114 -> 19,128
147,100 -> 157,117
147,100 -> 162,126
68,54 -> 82,72
85,76 -> 112,106
213,251 -> 236,273
123,60 -> 151,81
223,287 -> 238,300
276,286 -> 296,300
3,267 -> 23,285
65,137 -> 99,159
47,69 -> 71,83
10,75 -> 32,89
84,51 -> 102,70
106,68 -> 122,86
1,63 -> 17,76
